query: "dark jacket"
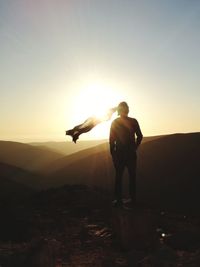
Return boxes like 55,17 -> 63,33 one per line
109,116 -> 143,156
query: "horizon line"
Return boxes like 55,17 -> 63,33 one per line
0,131 -> 199,143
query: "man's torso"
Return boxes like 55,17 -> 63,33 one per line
111,116 -> 139,152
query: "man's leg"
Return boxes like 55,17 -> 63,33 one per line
114,161 -> 125,204
127,154 -> 137,203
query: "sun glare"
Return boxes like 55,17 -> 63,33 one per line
74,83 -> 121,120
70,83 -> 122,139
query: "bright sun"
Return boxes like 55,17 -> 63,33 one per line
71,83 -> 122,139
74,83 -> 122,120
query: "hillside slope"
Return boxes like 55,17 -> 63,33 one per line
137,132 -> 200,212
0,162 -> 36,201
42,135 -> 163,174
30,140 -> 106,155
46,132 -> 200,214
0,141 -> 63,172
0,162 -> 43,190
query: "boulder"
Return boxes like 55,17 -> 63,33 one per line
112,206 -> 157,250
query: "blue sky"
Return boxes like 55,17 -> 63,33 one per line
0,0 -> 200,141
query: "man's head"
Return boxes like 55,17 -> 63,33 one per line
117,101 -> 129,116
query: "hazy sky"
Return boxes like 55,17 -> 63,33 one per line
1,0 -> 200,141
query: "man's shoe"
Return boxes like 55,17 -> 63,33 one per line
112,199 -> 123,207
123,198 -> 136,208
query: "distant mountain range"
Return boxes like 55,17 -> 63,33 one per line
1,133 -> 199,214
30,140 -> 107,155
43,133 -> 200,214
30,136 -> 162,156
0,141 -> 63,172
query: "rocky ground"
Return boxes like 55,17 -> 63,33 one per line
0,185 -> 200,267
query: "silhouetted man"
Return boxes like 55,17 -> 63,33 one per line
109,102 -> 143,207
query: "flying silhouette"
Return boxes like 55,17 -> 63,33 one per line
66,107 -> 117,143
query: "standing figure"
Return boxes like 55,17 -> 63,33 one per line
109,102 -> 143,207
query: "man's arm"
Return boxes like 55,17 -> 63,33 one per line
109,121 -> 116,155
135,120 -> 143,149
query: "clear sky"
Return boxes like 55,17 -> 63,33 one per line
0,0 -> 200,142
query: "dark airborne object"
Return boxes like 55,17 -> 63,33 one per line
66,107 -> 117,143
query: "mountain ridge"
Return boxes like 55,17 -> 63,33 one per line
0,140 -> 64,172
43,132 -> 200,214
